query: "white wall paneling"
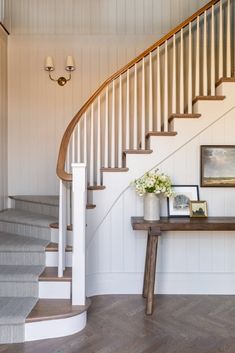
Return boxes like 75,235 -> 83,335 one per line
8,35 -> 157,195
0,27 -> 7,210
86,99 -> 235,296
9,0 -> 209,36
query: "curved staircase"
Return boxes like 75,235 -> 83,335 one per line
0,196 -> 89,343
1,0 -> 235,343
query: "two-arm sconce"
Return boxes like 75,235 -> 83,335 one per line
44,56 -> 76,86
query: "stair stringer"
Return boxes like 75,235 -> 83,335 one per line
86,81 -> 235,241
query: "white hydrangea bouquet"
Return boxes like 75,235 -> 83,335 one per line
134,170 -> 174,197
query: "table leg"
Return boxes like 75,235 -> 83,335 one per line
146,235 -> 158,315
143,231 -> 151,298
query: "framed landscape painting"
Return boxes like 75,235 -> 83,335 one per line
201,145 -> 235,187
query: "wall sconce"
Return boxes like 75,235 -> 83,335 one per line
44,56 -> 76,86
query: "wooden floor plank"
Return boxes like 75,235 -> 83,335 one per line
3,295 -> 235,352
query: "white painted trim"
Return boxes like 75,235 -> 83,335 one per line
25,312 -> 87,341
39,281 -> 71,299
86,273 -> 235,296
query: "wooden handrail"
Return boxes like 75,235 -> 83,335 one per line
56,0 -> 220,181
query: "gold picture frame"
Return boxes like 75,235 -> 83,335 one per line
190,201 -> 208,218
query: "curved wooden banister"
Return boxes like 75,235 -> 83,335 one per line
56,0 -> 220,181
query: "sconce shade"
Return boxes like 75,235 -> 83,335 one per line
45,56 -> 55,71
66,56 -> 75,71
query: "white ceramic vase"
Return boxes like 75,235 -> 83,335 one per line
143,193 -> 160,221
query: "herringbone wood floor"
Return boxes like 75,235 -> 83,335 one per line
1,295 -> 235,353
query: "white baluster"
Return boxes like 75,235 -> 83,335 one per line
180,28 -> 184,113
211,5 -> 215,96
126,70 -> 130,149
66,143 -> 71,174
195,16 -> 200,97
89,105 -> 94,185
111,80 -> 115,167
188,22 -> 192,113
72,163 -> 86,305
133,63 -> 138,149
149,52 -> 153,132
118,75 -> 122,167
141,58 -> 145,149
203,11 -> 208,96
72,130 -> 75,163
97,96 -> 101,185
219,0 -> 223,79
164,40 -> 168,131
156,47 -> 161,131
58,180 -> 67,277
104,87 -> 109,167
226,0 -> 231,77
83,113 -> 87,164
77,124 -> 81,163
172,34 -> 176,114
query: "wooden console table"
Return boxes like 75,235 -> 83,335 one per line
131,216 -> 235,315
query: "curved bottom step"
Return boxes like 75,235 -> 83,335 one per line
25,298 -> 91,342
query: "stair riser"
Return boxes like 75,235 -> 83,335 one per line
45,252 -> 72,267
0,252 -> 45,266
0,222 -> 51,241
51,228 -> 73,246
14,200 -> 58,218
0,282 -> 38,297
39,281 -> 71,299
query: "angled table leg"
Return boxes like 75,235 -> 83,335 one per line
146,227 -> 161,315
143,231 -> 151,298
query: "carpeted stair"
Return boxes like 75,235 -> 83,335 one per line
0,197 -> 58,343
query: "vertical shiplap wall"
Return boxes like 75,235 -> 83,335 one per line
9,0 -> 208,35
0,27 -> 7,210
8,0 -> 207,195
87,108 -> 235,295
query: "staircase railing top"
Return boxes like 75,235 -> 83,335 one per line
56,0 -> 220,181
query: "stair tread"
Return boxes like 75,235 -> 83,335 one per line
39,267 -> 72,281
168,113 -> 201,122
26,298 -> 91,323
46,242 -> 72,252
146,131 -> 177,138
101,167 -> 129,172
0,265 -> 44,281
192,95 -> 226,104
0,209 -> 57,228
0,232 -> 48,251
50,222 -> 73,231
9,195 -> 59,207
123,149 -> 153,154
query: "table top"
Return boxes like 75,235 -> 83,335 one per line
131,216 -> 235,231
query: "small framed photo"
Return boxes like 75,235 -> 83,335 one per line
167,185 -> 199,217
190,201 -> 208,218
201,145 -> 235,187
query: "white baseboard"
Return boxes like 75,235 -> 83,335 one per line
39,281 -> 71,299
86,272 -> 235,296
25,312 -> 87,341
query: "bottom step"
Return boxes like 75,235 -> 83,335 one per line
25,298 -> 91,341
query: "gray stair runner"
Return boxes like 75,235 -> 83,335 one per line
0,196 -> 58,343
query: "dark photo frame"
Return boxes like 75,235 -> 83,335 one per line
167,185 -> 199,217
201,145 -> 235,187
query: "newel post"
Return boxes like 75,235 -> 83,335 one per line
72,163 -> 86,305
